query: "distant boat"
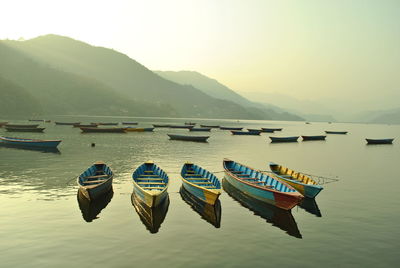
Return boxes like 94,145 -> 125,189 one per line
132,161 -> 169,207
301,135 -> 326,141
262,127 -> 282,132
0,136 -> 61,148
125,127 -> 154,132
6,124 -> 39,128
366,138 -> 394,145
180,162 -> 222,205
5,126 -> 45,132
222,179 -> 301,238
269,136 -> 299,143
325,131 -> 348,134
260,128 -> 275,133
223,159 -> 303,210
189,127 -> 211,132
247,129 -> 262,134
269,162 -> 323,198
122,122 -> 138,125
305,122 -> 311,124
131,193 -> 169,234
169,125 -> 194,129
184,122 -> 196,126
73,123 -> 98,128
55,122 -> 80,125
0,122 -> 8,127
152,124 -> 171,128
80,127 -> 127,133
167,134 -> 209,142
180,186 -> 221,228
220,126 -> 243,131
231,130 -> 260,135
77,161 -> 114,201
95,122 -> 119,126
29,119 -> 49,122
200,124 -> 220,128
77,188 -> 114,222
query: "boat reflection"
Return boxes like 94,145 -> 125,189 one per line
77,188 -> 113,222
298,197 -> 322,217
179,186 -> 221,228
222,179 -> 302,239
0,144 -> 61,154
131,193 -> 169,234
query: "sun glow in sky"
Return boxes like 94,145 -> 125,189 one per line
1,0 -> 400,105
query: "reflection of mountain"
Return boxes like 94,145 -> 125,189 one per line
222,179 -> 302,239
298,198 -> 322,217
77,188 -> 113,222
0,144 -> 61,154
131,193 -> 169,234
179,186 -> 221,228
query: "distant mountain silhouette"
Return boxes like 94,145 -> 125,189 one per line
155,70 -> 304,121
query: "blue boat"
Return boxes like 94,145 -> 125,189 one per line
366,138 -> 394,144
269,136 -> 299,142
269,162 -> 323,198
220,126 -> 243,130
0,136 -> 61,148
77,162 -> 114,201
223,159 -> 303,210
132,161 -> 169,207
301,135 -> 326,141
181,162 -> 222,205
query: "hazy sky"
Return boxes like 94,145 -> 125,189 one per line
1,0 -> 399,106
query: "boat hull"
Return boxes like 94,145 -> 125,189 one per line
182,179 -> 221,205
77,162 -> 114,201
79,177 -> 113,201
231,131 -> 260,135
189,128 -> 211,132
366,138 -> 394,144
270,136 -> 299,142
168,134 -> 209,142
302,135 -> 326,141
220,127 -> 243,130
133,184 -> 169,207
325,131 -> 347,134
274,177 -> 323,198
0,137 -> 61,148
5,127 -> 45,132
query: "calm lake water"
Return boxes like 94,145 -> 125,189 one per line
1,116 -> 399,267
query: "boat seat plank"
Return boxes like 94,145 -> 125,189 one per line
137,178 -> 164,181
144,171 -> 154,173
140,174 -> 159,177
138,182 -> 166,185
237,174 -> 250,177
240,178 -> 259,180
83,179 -> 107,184
142,187 -> 164,190
193,182 -> 213,185
84,174 -> 108,179
185,174 -> 201,176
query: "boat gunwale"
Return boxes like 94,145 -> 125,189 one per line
0,136 -> 61,143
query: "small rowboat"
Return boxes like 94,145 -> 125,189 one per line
132,161 -> 169,207
5,126 -> 45,132
73,123 -> 98,128
262,127 -> 282,132
269,162 -> 323,198
223,159 -> 303,210
0,136 -> 61,148
77,162 -> 114,201
0,122 -> 8,127
247,129 -> 262,134
167,134 -> 209,142
181,162 -> 222,205
6,124 -> 39,128
80,127 -> 127,133
189,127 -> 211,132
231,130 -> 260,135
169,125 -> 194,129
180,186 -> 221,228
302,135 -> 326,141
153,124 -> 171,128
125,127 -> 154,132
29,119 -> 48,122
95,122 -> 119,126
220,126 -> 243,130
122,122 -> 138,125
200,124 -> 220,128
269,136 -> 299,142
325,131 -> 348,134
366,138 -> 394,144
184,122 -> 196,126
55,122 -> 80,125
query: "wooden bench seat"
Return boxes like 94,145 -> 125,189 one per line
137,178 -> 164,181
144,170 -> 154,173
84,179 -> 107,184
193,182 -> 213,185
185,174 -> 201,176
84,174 -> 108,179
138,182 -> 166,185
142,186 -> 164,190
140,174 -> 159,177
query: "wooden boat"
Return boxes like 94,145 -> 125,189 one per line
260,128 -> 275,133
223,159 -> 303,210
132,161 -> 169,207
0,136 -> 61,148
181,162 -> 221,205
366,138 -> 394,144
73,123 -> 98,128
231,130 -> 260,135
167,134 -> 209,142
220,126 -> 243,130
95,122 -> 119,126
80,127 -> 127,133
125,127 -> 154,132
29,119 -> 48,122
169,125 -> 194,129
122,122 -> 138,125
153,124 -> 171,128
184,122 -> 196,126
200,124 -> 220,128
262,127 -> 282,132
131,193 -> 169,233
189,127 -> 211,132
5,126 -> 45,132
222,179 -> 301,238
247,129 -> 262,134
269,162 -> 323,198
77,188 -> 114,222
325,131 -> 348,134
0,122 -> 8,127
77,161 -> 114,201
6,124 -> 39,128
55,122 -> 80,125
180,186 -> 221,228
269,136 -> 299,142
302,135 -> 326,141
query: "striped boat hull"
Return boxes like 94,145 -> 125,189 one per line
0,136 -> 61,148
